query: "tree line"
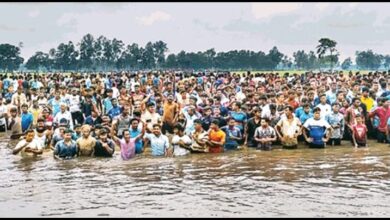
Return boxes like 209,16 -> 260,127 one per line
0,34 -> 390,72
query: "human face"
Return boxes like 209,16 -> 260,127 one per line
22,106 -> 28,113
25,132 -> 35,142
64,132 -> 72,141
194,123 -> 202,130
356,116 -> 363,124
304,106 -> 310,113
210,123 -> 217,131
228,119 -> 235,127
261,119 -> 268,128
131,120 -> 139,129
148,105 -> 155,113
255,110 -> 262,118
60,105 -> 67,112
354,99 -> 361,107
284,108 -> 292,116
153,126 -> 161,136
82,126 -> 90,138
332,104 -> 340,113
320,96 -> 327,104
99,133 -> 108,142
123,130 -> 130,141
314,111 -> 321,120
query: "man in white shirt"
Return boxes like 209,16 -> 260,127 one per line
171,124 -> 192,156
67,89 -> 83,125
54,103 -> 74,130
0,96 -> 7,132
315,94 -> 332,120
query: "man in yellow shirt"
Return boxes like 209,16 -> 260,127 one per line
29,99 -> 42,128
360,87 -> 374,112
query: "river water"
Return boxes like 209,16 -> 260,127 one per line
0,135 -> 389,217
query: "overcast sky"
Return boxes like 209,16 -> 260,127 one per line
1,2 -> 390,62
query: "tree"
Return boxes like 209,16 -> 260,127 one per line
316,38 -> 339,71
53,41 -> 79,71
165,54 -> 177,68
293,50 -> 309,70
266,46 -> 284,70
153,41 -> 168,68
25,51 -> 51,71
383,55 -> 390,70
355,50 -> 382,70
0,44 -> 24,72
79,34 -> 95,70
341,57 -> 352,70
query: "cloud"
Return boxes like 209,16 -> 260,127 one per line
28,10 -> 40,17
136,11 -> 172,26
251,3 -> 302,19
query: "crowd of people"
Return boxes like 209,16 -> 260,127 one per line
2,70 -> 390,160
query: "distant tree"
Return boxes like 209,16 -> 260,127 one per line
341,57 -> 352,70
0,43 -> 24,72
316,38 -> 339,71
355,50 -> 382,70
267,46 -> 284,70
293,50 -> 309,70
25,51 -> 51,71
383,55 -> 390,70
79,33 -> 95,70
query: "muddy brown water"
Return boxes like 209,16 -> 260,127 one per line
0,135 -> 389,217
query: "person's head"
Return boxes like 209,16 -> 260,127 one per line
122,103 -> 130,115
332,102 -> 340,113
313,107 -> 321,120
320,94 -> 327,104
288,90 -> 295,99
122,130 -> 130,142
383,98 -> 390,108
25,129 -> 35,142
233,101 -> 242,111
303,103 -> 311,113
60,103 -> 67,113
17,86 -> 23,94
147,102 -> 155,113
261,117 -> 270,128
352,98 -> 361,107
167,94 -> 174,103
355,114 -> 363,124
81,124 -> 91,138
227,117 -> 235,127
187,106 -> 196,116
194,119 -> 203,131
210,119 -> 220,131
10,107 -> 17,118
64,129 -> 73,141
173,124 -> 184,136
284,105 -> 294,117
99,129 -> 108,142
152,124 -> 162,136
130,118 -> 139,129
106,88 -> 113,97
74,124 -> 82,134
331,82 -> 337,91
203,106 -> 212,116
213,107 -> 221,116
21,103 -> 28,113
111,98 -> 118,107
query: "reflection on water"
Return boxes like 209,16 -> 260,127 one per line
0,135 -> 389,217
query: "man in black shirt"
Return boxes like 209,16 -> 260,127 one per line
245,107 -> 262,148
94,129 -> 115,157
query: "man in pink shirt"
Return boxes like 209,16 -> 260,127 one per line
369,98 -> 390,143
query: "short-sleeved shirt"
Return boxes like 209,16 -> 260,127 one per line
144,133 -> 170,156
171,135 -> 192,156
129,127 -> 143,154
254,126 -> 276,139
208,129 -> 226,153
303,118 -> 331,145
353,124 -> 367,144
119,138 -> 136,160
15,139 -> 42,157
276,117 -> 302,137
76,136 -> 96,156
21,112 -> 34,132
54,140 -> 78,159
94,140 -> 115,157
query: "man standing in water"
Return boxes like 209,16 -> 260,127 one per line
76,125 -> 96,157
143,124 -> 171,156
275,106 -> 302,149
191,119 -> 209,153
8,107 -> 22,138
53,129 -> 78,160
254,118 -> 277,151
303,107 -> 332,148
206,119 -> 226,153
94,129 -> 115,157
12,129 -> 43,156
112,130 -> 142,160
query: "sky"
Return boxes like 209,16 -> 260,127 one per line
1,2 -> 390,62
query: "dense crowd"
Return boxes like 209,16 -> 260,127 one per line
2,70 -> 390,160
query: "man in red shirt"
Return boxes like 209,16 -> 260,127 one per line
369,98 -> 390,143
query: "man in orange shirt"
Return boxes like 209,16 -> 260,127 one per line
206,119 -> 226,153
162,93 -> 180,135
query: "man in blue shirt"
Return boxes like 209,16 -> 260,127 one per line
53,129 -> 78,160
129,118 -> 145,154
20,104 -> 33,132
107,98 -> 122,119
303,107 -> 333,148
221,118 -> 242,150
143,124 -> 171,156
